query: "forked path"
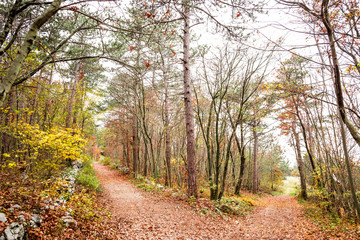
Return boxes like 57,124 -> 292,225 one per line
93,163 -> 322,239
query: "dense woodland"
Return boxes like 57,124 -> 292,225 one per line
1,0 -> 360,235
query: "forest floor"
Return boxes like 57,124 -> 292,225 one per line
93,163 -> 357,239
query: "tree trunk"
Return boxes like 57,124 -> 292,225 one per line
218,131 -> 234,200
182,0 -> 197,198
252,122 -> 259,194
292,125 -> 307,199
143,138 -> 148,176
0,0 -> 62,104
234,123 -> 246,195
132,112 -> 138,174
320,0 -> 360,219
164,80 -> 172,187
65,62 -> 80,128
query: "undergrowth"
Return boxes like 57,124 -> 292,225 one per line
214,196 -> 255,216
0,168 -> 120,239
127,169 -> 256,218
75,158 -> 101,192
297,189 -> 360,239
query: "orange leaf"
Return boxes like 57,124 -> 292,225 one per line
165,9 -> 170,18
144,60 -> 150,68
171,51 -> 176,58
236,12 -> 241,17
130,46 -> 135,52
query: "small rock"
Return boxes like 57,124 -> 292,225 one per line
72,160 -> 83,169
55,199 -> 66,205
171,193 -> 179,197
0,213 -> 7,223
8,204 -> 21,212
4,222 -> 25,240
17,215 -> 26,223
157,184 -> 164,190
61,216 -> 77,228
30,214 -> 42,227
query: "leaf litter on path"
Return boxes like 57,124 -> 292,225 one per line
93,163 -> 357,239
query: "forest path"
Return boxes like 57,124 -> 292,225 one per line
93,163 -> 322,239
238,195 -> 319,239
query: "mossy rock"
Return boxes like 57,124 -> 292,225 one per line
220,204 -> 235,214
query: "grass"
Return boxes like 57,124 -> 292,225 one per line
270,190 -> 283,196
75,159 -> 102,192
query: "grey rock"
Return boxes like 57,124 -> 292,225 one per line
171,192 -> 179,197
61,216 -> 77,228
0,213 -> 7,223
8,204 -> 21,212
55,199 -> 66,205
72,160 -> 83,169
45,205 -> 55,210
17,215 -> 26,223
4,222 -> 25,240
0,234 -> 5,240
30,214 -> 42,227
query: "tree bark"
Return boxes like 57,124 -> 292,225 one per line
183,0 -> 197,198
132,110 -> 139,174
164,78 -> 172,187
65,62 -> 80,128
218,131 -> 234,200
234,123 -> 246,195
252,121 -> 259,194
292,125 -> 307,199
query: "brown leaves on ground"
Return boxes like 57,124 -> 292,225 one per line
93,163 -> 360,239
0,172 -> 121,239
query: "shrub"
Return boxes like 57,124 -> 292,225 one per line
1,118 -> 87,178
75,159 -> 101,192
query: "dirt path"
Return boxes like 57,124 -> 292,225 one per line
94,163 -> 321,239
236,195 -> 319,239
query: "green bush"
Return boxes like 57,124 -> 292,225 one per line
76,159 -> 101,192
100,156 -> 113,166
100,156 -> 120,170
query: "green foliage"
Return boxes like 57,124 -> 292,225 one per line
100,156 -> 113,166
137,183 -> 156,192
75,158 -> 101,192
188,195 -> 197,205
100,156 -> 120,170
270,191 -> 283,196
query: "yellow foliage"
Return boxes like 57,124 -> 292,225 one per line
1,117 -> 87,177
